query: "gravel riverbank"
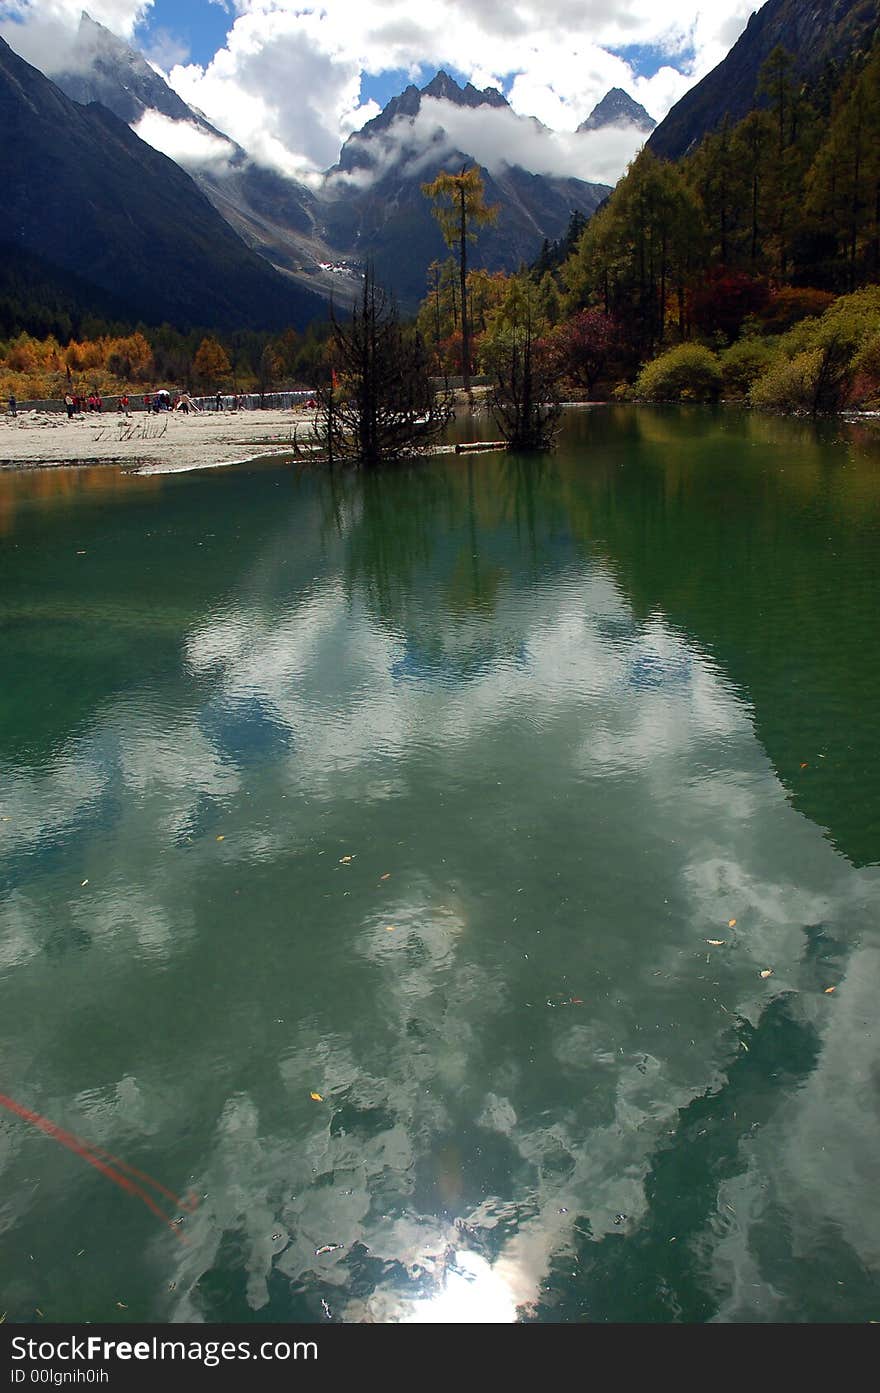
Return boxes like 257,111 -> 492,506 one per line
0,406 -> 314,472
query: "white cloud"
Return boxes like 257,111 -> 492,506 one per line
1,0 -> 757,182
132,109 -> 236,169
426,97 -> 649,185
0,0 -> 151,73
168,9 -> 375,177
164,1 -> 756,180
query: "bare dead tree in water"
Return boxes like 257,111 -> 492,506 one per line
301,270 -> 453,468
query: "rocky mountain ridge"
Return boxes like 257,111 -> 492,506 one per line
578,88 -> 656,133
321,69 -> 612,303
48,20 -> 613,309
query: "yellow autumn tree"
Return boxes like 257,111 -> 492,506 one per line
192,336 -> 232,389
106,332 -> 153,382
421,166 -> 499,393
5,332 -> 40,374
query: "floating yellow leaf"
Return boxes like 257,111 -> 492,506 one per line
824,986 -> 836,994
800,762 -> 809,769
380,873 -> 391,881
216,835 -> 225,842
309,1091 -> 323,1102
339,855 -> 353,864
707,939 -> 725,946
760,968 -> 773,979
385,925 -> 396,932
728,919 -> 737,928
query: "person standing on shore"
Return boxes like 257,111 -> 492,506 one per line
65,393 -> 74,420
7,393 -> 17,417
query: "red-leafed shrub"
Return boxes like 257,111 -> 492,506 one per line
691,269 -> 770,342
545,309 -> 621,395
759,287 -> 835,335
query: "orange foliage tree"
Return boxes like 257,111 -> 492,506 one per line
192,337 -> 232,391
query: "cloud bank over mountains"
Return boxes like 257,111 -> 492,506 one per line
0,0 -> 757,183
330,95 -> 652,191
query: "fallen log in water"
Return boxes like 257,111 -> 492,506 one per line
290,439 -> 509,466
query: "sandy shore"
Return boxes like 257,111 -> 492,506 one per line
0,407 -> 316,472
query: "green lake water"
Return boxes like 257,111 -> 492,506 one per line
1,405 -> 879,1323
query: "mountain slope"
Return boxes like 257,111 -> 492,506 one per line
0,36 -> 326,331
51,13 -> 358,304
322,72 -> 612,307
0,243 -> 144,338
648,0 -> 880,159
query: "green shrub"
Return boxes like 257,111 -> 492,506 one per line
720,338 -> 781,396
771,290 -> 880,364
817,286 -> 880,357
777,317 -> 822,358
634,344 -> 722,402
749,350 -> 824,412
852,329 -> 880,374
848,330 -> 880,408
749,343 -> 855,414
740,289 -> 880,413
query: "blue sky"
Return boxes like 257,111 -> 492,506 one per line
135,0 -> 230,69
610,42 -> 691,81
